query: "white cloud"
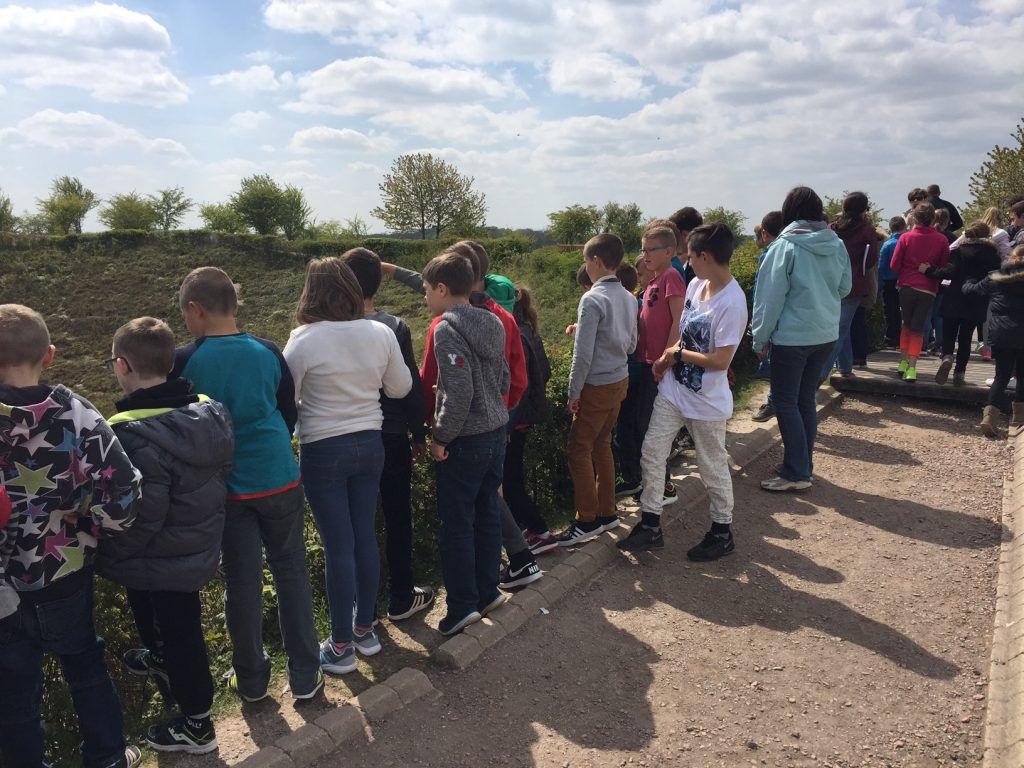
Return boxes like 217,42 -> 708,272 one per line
284,57 -> 522,115
229,110 -> 272,131
548,53 -> 651,100
246,49 -> 293,64
259,144 -> 277,153
371,104 -> 539,146
288,126 -> 394,153
0,3 -> 188,106
210,64 -> 292,92
0,109 -> 189,157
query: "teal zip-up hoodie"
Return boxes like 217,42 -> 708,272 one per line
751,220 -> 852,352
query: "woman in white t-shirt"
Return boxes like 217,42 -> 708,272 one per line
617,223 -> 748,561
283,257 -> 411,675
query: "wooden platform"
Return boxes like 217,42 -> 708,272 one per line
828,348 -> 996,406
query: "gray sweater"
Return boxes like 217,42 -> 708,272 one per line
568,276 -> 638,401
432,303 -> 510,443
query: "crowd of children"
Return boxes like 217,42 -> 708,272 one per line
2,188 -> 1023,766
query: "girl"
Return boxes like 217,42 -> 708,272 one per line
963,245 -> 1024,437
283,258 -> 412,674
505,286 -> 555,556
921,222 -> 1001,385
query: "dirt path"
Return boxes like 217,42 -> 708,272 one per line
306,395 -> 1006,768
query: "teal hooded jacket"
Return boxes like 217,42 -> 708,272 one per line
751,221 -> 852,352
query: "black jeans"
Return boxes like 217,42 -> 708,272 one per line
126,589 -> 214,718
380,431 -> 415,608
614,364 -> 657,485
882,279 -> 901,344
503,428 -> 548,535
0,571 -> 128,768
989,347 -> 1024,406
941,317 -> 976,373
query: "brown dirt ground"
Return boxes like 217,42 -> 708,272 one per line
297,394 -> 1007,768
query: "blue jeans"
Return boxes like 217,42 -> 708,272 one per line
0,571 -> 128,768
301,430 -> 384,643
821,300 -> 860,379
924,291 -> 944,349
434,427 -> 506,618
771,342 -> 833,482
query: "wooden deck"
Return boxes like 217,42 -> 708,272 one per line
828,348 -> 997,406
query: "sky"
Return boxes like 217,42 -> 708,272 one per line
1,0 -> 1022,234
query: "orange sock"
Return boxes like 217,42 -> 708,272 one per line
899,327 -> 911,353
907,332 -> 923,360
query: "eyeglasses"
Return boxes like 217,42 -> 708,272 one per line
102,357 -> 132,373
639,245 -> 673,256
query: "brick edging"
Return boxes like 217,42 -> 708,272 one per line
433,385 -> 845,670
983,430 -> 1024,767
234,667 -> 440,768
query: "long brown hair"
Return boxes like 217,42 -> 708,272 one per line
295,257 -> 365,325
513,285 -> 539,334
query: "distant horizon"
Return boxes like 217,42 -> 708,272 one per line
2,1 -> 1021,233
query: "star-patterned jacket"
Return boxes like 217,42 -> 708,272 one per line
0,383 -> 142,594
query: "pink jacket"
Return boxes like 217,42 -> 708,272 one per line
890,226 -> 951,294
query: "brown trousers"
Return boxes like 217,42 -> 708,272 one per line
567,378 -> 629,522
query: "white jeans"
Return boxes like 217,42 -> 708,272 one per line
639,394 -> 733,524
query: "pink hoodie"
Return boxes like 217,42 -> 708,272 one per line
890,225 -> 951,294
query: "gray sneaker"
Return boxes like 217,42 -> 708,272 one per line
352,626 -> 382,656
752,401 -> 775,422
760,475 -> 812,492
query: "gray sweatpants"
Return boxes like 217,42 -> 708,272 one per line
498,495 -> 530,556
639,394 -> 733,525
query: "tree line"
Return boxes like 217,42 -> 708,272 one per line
1,117 -> 1021,241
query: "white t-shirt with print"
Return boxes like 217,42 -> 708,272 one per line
658,277 -> 747,422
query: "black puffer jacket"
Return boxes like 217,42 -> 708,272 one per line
926,239 -> 1001,323
97,380 -> 234,592
963,263 -> 1024,350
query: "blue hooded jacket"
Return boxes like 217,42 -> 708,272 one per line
751,221 -> 852,351
878,232 -> 901,282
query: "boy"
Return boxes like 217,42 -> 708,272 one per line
619,223 -> 747,559
98,317 -> 234,754
0,304 -> 143,768
382,244 -> 541,588
615,221 -> 686,502
340,248 -> 435,620
879,216 -> 906,348
668,206 -> 704,283
559,234 -> 638,545
751,211 -> 784,423
423,251 -> 511,635
172,268 -> 322,702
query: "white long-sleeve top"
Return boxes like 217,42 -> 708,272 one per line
283,319 -> 412,444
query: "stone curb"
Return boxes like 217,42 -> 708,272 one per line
983,429 -> 1024,768
431,385 -> 845,670
233,668 -> 439,768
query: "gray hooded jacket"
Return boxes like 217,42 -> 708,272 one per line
432,303 -> 510,444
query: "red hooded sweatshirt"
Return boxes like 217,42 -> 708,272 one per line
421,293 -> 527,422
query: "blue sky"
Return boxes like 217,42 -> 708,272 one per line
1,0 -> 1022,233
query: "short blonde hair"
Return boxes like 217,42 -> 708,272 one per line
0,304 -> 50,367
642,219 -> 679,248
179,267 -> 239,315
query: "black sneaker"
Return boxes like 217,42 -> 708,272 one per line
659,483 -> 677,507
100,746 -> 143,768
438,610 -> 482,636
686,532 -> 735,561
146,716 -> 218,754
752,401 -> 775,422
596,514 -> 621,532
122,648 -> 169,686
615,478 -> 643,499
557,519 -> 602,547
616,523 -> 664,552
387,586 -> 436,621
499,559 -> 542,589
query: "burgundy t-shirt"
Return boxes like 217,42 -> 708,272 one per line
637,268 -> 687,364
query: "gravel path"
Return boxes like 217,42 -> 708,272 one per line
310,395 -> 1007,768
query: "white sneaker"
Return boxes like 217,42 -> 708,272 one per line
760,475 -> 812,492
986,376 -> 1018,387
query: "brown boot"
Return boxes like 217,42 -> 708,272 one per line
1010,402 -> 1024,438
980,405 -> 1001,438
